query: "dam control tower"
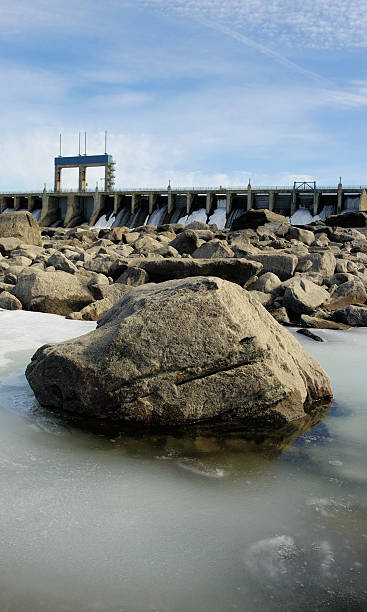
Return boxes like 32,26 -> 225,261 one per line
54,132 -> 116,192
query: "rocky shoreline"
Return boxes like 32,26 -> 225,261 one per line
0,208 -> 350,428
0,209 -> 366,329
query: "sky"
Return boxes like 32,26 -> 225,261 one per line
1,0 -> 367,191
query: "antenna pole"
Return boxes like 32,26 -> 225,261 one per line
105,130 -> 107,154
78,132 -> 81,155
84,132 -> 87,156
59,133 -> 62,157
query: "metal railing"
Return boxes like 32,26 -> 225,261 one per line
0,184 -> 366,195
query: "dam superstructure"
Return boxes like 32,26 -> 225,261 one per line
1,180 -> 366,228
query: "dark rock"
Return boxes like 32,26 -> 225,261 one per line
169,230 -> 201,255
331,305 -> 367,326
0,291 -> 22,310
325,212 -> 367,228
297,329 -> 324,342
271,307 -> 291,326
300,314 -> 350,330
116,266 -> 149,286
137,258 -> 262,286
231,210 -> 289,233
324,280 -> 367,311
192,239 -> 234,259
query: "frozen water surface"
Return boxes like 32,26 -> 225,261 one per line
0,311 -> 366,611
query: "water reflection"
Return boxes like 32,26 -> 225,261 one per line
30,399 -> 332,464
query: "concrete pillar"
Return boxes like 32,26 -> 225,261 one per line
64,194 -> 83,227
39,194 -> 59,227
313,191 -> 319,217
13,196 -> 19,210
79,166 -> 87,192
0,197 -> 6,213
89,191 -> 103,227
131,193 -> 136,215
337,183 -> 343,213
28,195 -> 34,212
167,191 -> 174,215
226,192 -> 232,216
206,192 -> 213,215
268,192 -> 275,212
54,167 -> 62,192
149,193 -> 157,215
113,194 -> 120,215
186,193 -> 193,215
359,189 -> 367,211
247,185 -> 253,211
290,191 -> 297,216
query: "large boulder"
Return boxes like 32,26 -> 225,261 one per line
0,237 -> 22,255
249,272 -> 282,294
231,210 -> 289,234
325,211 -> 367,228
136,258 -> 262,286
331,305 -> 367,326
26,277 -> 332,429
0,291 -> 22,310
192,239 -> 234,259
247,253 -> 298,281
169,230 -> 201,255
14,269 -> 94,315
0,211 -> 42,246
324,280 -> 367,311
297,252 -> 336,280
283,278 -> 329,315
287,227 -> 315,246
68,284 -> 132,321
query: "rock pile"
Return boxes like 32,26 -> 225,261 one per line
0,210 -> 366,328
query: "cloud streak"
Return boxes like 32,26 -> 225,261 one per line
142,0 -> 367,49
193,17 -> 330,85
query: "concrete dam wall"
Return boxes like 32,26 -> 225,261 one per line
1,185 -> 366,228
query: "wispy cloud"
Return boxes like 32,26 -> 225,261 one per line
193,17 -> 329,85
142,0 -> 367,49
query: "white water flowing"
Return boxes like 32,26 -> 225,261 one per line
147,206 -> 168,227
112,207 -> 130,228
185,208 -> 207,225
31,209 -> 42,221
208,208 -> 226,228
92,213 -> 116,229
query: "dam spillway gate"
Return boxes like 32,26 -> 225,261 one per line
0,182 -> 366,228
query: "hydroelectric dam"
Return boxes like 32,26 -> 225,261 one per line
1,153 -> 367,228
1,181 -> 367,229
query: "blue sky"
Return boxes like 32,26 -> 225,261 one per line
1,0 -> 367,190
